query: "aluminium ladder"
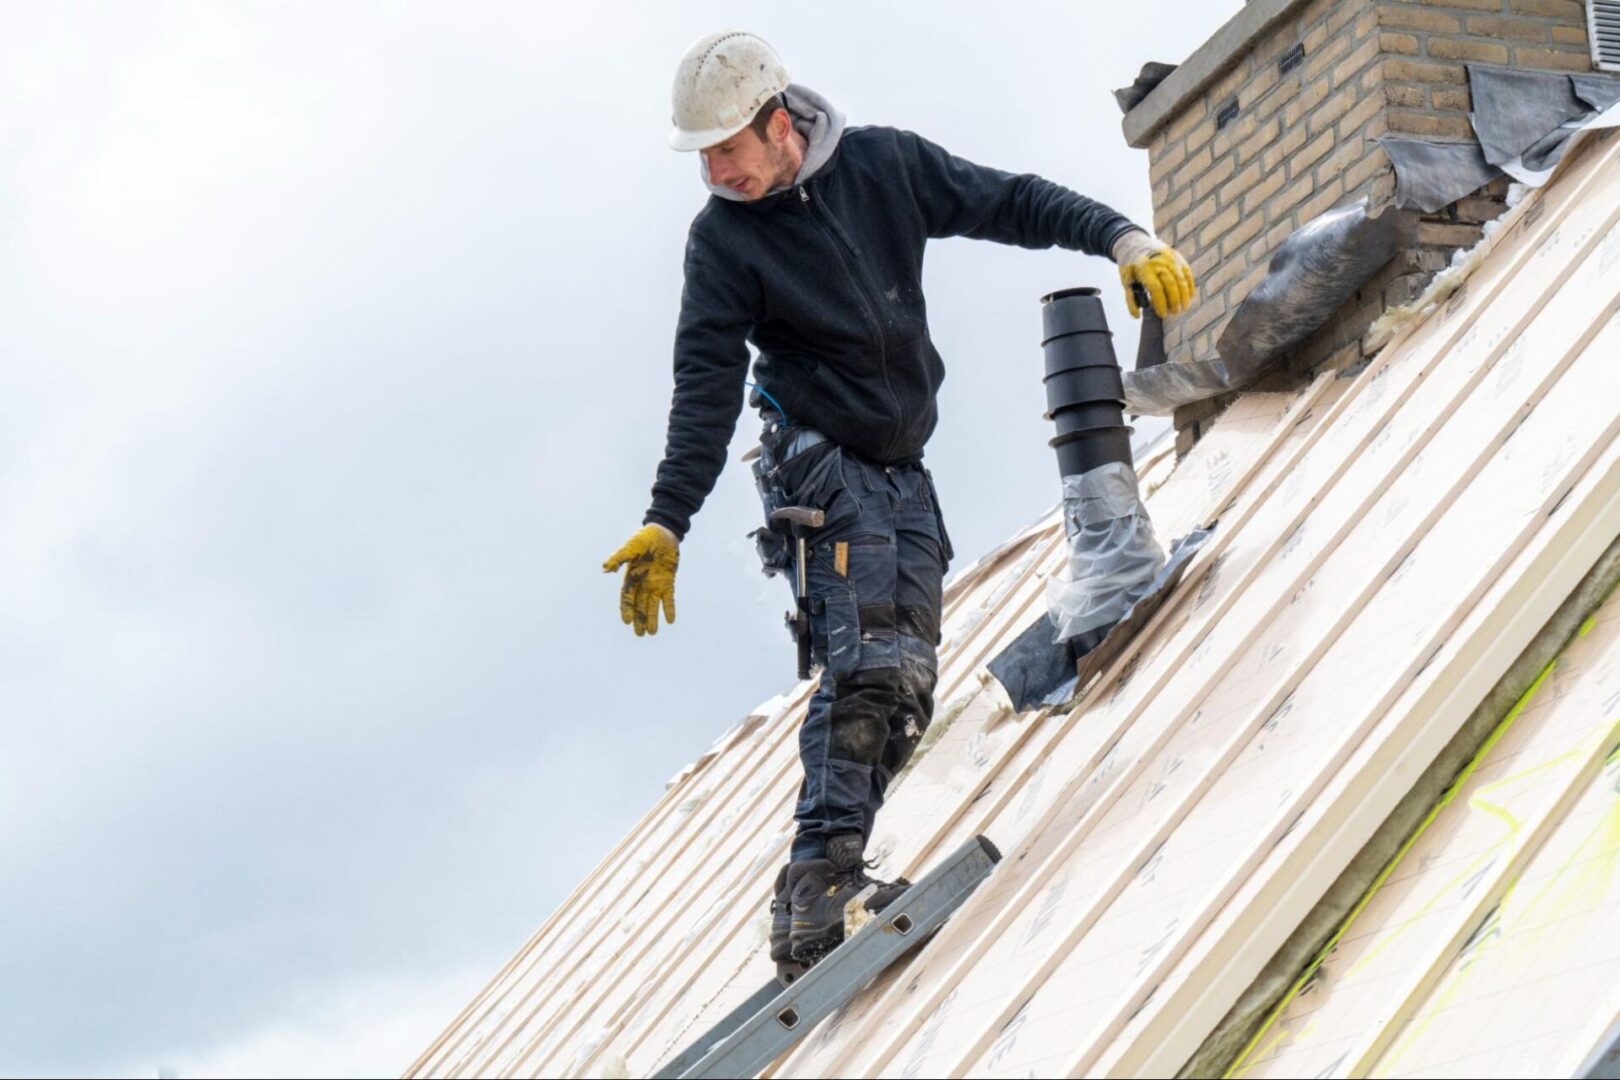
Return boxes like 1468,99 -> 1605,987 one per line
652,834 -> 1001,1079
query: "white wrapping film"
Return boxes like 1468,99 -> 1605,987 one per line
1046,461 -> 1166,641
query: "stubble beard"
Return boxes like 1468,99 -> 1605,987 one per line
766,138 -> 797,192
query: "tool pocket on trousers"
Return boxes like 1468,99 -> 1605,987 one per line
772,442 -> 859,533
813,583 -> 862,677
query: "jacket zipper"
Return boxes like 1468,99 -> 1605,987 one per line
798,184 -> 906,459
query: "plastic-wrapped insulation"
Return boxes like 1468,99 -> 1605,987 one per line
1123,200 -> 1415,415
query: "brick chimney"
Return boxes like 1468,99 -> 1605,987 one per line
1123,0 -> 1601,452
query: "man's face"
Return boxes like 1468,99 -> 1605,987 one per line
701,112 -> 794,201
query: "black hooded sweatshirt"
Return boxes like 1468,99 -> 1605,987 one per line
643,124 -> 1140,539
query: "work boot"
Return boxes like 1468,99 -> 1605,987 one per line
768,863 -> 794,964
789,834 -> 912,964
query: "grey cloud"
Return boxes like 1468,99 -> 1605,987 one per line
0,2 -> 1235,1075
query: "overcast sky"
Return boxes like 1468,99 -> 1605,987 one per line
0,3 -> 1241,1076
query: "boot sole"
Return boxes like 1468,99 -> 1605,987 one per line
789,918 -> 844,964
789,935 -> 839,966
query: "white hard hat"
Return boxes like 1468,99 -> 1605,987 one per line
669,31 -> 790,152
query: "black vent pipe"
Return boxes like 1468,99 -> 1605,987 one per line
1040,287 -> 1132,476
985,283 -> 1174,711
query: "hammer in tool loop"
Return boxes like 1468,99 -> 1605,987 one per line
771,506 -> 825,679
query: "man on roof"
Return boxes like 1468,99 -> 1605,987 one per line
603,30 -> 1195,968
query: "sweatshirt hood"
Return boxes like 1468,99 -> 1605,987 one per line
701,83 -> 846,202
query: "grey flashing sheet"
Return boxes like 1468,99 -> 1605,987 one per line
1383,66 -> 1620,210
1473,64 -> 1597,176
1379,136 -> 1501,214
1471,65 -> 1620,182
1122,354 -> 1238,416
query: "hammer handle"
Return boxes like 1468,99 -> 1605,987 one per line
795,535 -> 812,680
796,607 -> 812,680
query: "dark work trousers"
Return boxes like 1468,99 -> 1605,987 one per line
752,426 -> 955,863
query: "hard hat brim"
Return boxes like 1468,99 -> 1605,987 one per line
668,120 -> 751,153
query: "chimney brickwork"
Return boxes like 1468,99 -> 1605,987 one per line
1126,0 -> 1597,453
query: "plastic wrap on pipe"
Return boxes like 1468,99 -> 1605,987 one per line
1046,462 -> 1166,642
1123,200 -> 1415,416
1073,523 -> 1214,691
989,522 -> 1213,713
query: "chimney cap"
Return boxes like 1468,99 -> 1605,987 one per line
1122,0 -> 1310,148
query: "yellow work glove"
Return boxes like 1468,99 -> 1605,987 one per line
602,523 -> 680,636
1112,229 -> 1198,319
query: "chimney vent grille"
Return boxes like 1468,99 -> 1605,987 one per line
1592,1 -> 1620,71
